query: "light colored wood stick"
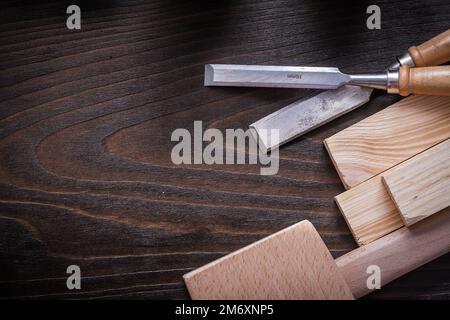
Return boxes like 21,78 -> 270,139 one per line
334,173 -> 403,246
183,220 -> 354,300
335,138 -> 450,245
336,207 -> 450,299
382,139 -> 450,226
324,95 -> 450,189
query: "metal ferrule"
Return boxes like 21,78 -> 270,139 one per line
387,69 -> 400,94
389,52 -> 416,70
349,73 -> 388,90
349,70 -> 400,93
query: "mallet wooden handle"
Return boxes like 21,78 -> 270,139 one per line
409,29 -> 450,67
335,207 -> 450,299
398,66 -> 450,96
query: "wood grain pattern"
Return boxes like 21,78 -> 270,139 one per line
334,172 -> 402,246
324,95 -> 450,189
382,139 -> 450,226
335,140 -> 449,245
398,66 -> 450,96
1,0 -> 449,299
336,207 -> 450,299
184,220 -> 353,300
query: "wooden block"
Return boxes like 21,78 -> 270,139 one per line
382,139 -> 450,226
335,139 -> 450,245
324,95 -> 450,189
184,210 -> 450,300
183,220 -> 354,300
335,173 -> 403,246
336,139 -> 450,246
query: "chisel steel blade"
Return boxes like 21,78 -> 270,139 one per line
250,86 -> 373,153
205,64 -> 351,89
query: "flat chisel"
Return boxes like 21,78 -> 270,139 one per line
234,29 -> 450,151
205,64 -> 450,96
204,30 -> 450,151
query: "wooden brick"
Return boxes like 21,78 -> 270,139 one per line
334,173 -> 403,246
382,139 -> 450,226
324,95 -> 450,189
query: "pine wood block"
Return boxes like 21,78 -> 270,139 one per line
183,220 -> 354,300
334,173 -> 403,246
382,139 -> 450,227
324,95 -> 450,189
336,139 -> 450,245
335,140 -> 450,245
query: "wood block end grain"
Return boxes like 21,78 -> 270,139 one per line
334,174 -> 404,246
381,139 -> 450,227
335,139 -> 450,244
324,138 -> 351,190
183,220 -> 354,300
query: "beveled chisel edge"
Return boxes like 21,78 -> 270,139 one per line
204,64 -> 214,86
250,86 -> 373,153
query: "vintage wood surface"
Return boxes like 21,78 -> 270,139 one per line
0,0 -> 449,299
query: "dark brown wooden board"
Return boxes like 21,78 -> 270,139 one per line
0,0 -> 449,299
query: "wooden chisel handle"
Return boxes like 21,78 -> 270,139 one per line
398,66 -> 450,96
335,207 -> 450,299
409,29 -> 450,67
